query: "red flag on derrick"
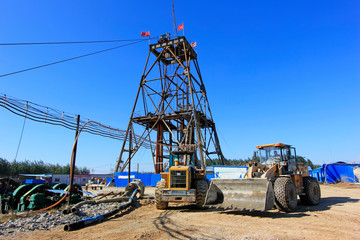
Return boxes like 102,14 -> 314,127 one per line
141,31 -> 150,37
191,42 -> 197,48
177,23 -> 184,31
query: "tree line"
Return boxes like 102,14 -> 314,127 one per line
295,156 -> 321,170
206,155 -> 321,170
0,158 -> 90,177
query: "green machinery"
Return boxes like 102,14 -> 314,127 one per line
0,181 -> 84,213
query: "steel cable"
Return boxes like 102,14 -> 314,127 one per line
0,39 -> 147,78
0,94 -> 169,150
0,38 -> 157,46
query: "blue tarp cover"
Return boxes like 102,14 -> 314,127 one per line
312,162 -> 359,183
25,179 -> 46,184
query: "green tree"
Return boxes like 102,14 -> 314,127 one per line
205,155 -> 321,170
296,155 -> 321,170
0,158 -> 11,176
0,157 -> 91,176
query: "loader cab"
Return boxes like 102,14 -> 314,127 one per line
169,151 -> 195,168
256,143 -> 297,172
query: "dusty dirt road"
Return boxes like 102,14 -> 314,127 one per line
5,184 -> 360,240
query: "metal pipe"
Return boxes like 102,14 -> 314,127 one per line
128,130 -> 132,183
64,189 -> 138,231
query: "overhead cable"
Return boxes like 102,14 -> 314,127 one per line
0,38 -> 158,46
0,93 -> 171,151
0,39 -> 147,78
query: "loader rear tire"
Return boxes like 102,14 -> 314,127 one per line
274,177 -> 297,212
195,179 -> 209,209
155,180 -> 168,210
300,177 -> 321,205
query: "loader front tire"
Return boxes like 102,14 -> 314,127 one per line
274,177 -> 297,212
0,199 -> 6,214
300,177 -> 321,205
155,180 -> 168,210
195,179 -> 209,209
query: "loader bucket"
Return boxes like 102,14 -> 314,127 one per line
205,178 -> 275,211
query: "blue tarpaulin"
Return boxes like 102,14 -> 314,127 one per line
311,167 -> 325,182
312,162 -> 359,183
25,179 -> 46,184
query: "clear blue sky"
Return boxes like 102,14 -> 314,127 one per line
0,1 -> 359,173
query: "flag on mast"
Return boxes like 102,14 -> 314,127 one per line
141,31 -> 150,37
191,42 -> 197,48
177,23 -> 184,31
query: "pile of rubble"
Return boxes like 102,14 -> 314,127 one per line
0,202 -> 121,237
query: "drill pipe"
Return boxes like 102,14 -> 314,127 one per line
63,189 -> 138,231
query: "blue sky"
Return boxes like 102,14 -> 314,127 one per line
0,1 -> 359,173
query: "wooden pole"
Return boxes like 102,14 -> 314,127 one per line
68,114 -> 80,205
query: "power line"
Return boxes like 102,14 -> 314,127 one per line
0,39 -> 147,78
0,38 -> 157,46
0,93 -> 172,151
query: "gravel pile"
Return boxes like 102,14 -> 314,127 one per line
0,202 -> 122,237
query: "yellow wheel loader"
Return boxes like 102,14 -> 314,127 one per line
205,143 -> 321,212
155,151 -> 209,209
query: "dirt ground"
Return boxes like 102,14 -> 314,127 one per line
4,183 -> 360,240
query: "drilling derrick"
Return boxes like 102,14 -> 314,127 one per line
115,35 -> 225,174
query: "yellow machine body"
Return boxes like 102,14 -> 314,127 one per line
206,143 -> 321,212
159,165 -> 207,203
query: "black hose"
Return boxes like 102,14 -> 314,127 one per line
64,189 -> 138,231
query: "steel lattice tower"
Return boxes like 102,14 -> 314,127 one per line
115,35 -> 225,174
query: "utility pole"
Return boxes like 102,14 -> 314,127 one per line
68,114 -> 80,205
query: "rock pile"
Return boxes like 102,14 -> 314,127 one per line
0,202 -> 122,237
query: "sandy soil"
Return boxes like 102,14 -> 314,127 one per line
4,184 -> 360,240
